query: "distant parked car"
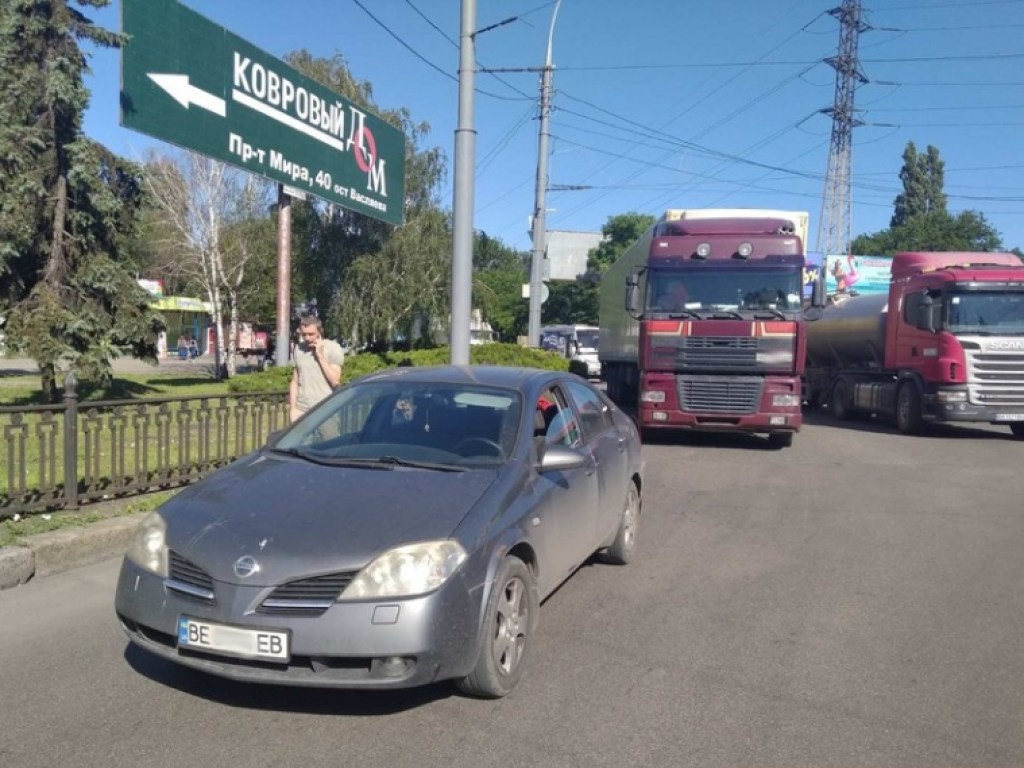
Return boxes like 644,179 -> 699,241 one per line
115,365 -> 644,697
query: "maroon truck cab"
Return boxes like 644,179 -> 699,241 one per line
600,211 -> 815,448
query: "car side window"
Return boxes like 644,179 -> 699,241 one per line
565,381 -> 612,441
540,386 -> 582,448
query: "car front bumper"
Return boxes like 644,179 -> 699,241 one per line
114,559 -> 483,689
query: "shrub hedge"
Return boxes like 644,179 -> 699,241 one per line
227,343 -> 572,394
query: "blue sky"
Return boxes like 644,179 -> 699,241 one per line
81,0 -> 1024,253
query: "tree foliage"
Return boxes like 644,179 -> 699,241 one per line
891,142 -> 947,228
849,143 -> 1008,257
283,51 -> 447,343
852,210 -> 1004,256
472,232 -> 528,341
0,0 -> 163,401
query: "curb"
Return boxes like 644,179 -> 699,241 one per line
0,512 -> 147,590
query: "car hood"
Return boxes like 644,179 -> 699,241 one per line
161,452 -> 498,586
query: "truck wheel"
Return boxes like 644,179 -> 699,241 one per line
767,432 -> 794,449
830,379 -> 853,421
1009,423 -> 1024,439
895,383 -> 924,434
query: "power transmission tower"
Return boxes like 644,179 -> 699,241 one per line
816,0 -> 870,257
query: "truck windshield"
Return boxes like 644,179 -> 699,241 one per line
576,329 -> 599,350
647,268 -> 803,313
947,291 -> 1024,334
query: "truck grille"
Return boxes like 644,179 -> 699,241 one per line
676,375 -> 763,414
963,346 -> 1024,407
677,336 -> 758,369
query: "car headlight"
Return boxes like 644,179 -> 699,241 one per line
125,512 -> 168,577
338,540 -> 467,600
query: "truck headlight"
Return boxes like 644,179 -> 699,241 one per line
936,390 -> 967,403
339,540 -> 467,600
125,512 -> 168,577
772,394 -> 801,407
640,390 -> 666,403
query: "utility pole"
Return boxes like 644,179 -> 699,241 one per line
450,0 -> 477,364
816,0 -> 870,259
527,0 -> 561,348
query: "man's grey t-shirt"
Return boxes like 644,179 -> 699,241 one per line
293,339 -> 345,411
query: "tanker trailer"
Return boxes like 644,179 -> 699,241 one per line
804,251 -> 1024,437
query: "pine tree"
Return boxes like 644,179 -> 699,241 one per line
0,0 -> 163,401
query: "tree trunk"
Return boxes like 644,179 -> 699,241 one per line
40,362 -> 58,404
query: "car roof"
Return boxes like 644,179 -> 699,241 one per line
357,364 -> 565,391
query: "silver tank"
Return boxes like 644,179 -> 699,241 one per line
805,292 -> 889,369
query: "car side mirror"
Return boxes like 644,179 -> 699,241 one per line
265,428 -> 286,446
538,444 -> 588,472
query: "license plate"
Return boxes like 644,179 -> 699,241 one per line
996,413 -> 1024,422
177,616 -> 290,662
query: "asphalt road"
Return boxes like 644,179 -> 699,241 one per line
2,415 -> 1023,768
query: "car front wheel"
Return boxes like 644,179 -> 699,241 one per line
457,556 -> 538,698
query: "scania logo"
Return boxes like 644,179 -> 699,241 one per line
987,340 -> 1024,351
233,555 -> 260,578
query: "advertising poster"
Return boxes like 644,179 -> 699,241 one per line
803,251 -> 823,300
823,255 -> 893,295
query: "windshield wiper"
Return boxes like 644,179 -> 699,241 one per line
271,447 -> 393,470
752,309 -> 787,320
375,455 -> 467,472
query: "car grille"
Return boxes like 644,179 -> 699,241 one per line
963,344 -> 1024,407
676,375 -> 763,414
166,551 -> 215,602
257,572 -> 358,617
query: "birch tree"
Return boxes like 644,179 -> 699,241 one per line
143,151 -> 270,377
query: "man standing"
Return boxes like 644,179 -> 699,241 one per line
289,315 -> 345,422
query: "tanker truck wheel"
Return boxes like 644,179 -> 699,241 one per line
830,378 -> 854,421
895,383 -> 924,434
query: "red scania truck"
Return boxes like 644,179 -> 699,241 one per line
804,251 -> 1024,437
599,209 -> 819,448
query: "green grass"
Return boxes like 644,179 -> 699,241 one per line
0,372 -> 233,406
0,489 -> 177,548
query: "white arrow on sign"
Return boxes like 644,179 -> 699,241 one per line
147,73 -> 226,117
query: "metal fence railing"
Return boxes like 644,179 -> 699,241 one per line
0,373 -> 288,520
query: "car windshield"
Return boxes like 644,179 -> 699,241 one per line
273,381 -> 523,468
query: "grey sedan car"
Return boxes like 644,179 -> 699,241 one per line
115,365 -> 643,698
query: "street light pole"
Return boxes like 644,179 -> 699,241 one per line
527,0 -> 561,348
451,0 -> 477,364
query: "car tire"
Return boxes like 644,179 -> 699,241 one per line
456,556 -> 537,699
601,481 -> 640,565
1010,423 -> 1024,439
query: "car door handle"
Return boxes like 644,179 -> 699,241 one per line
616,437 -> 626,453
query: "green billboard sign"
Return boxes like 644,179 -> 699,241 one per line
121,0 -> 405,225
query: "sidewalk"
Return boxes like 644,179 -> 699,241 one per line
0,354 -> 223,377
